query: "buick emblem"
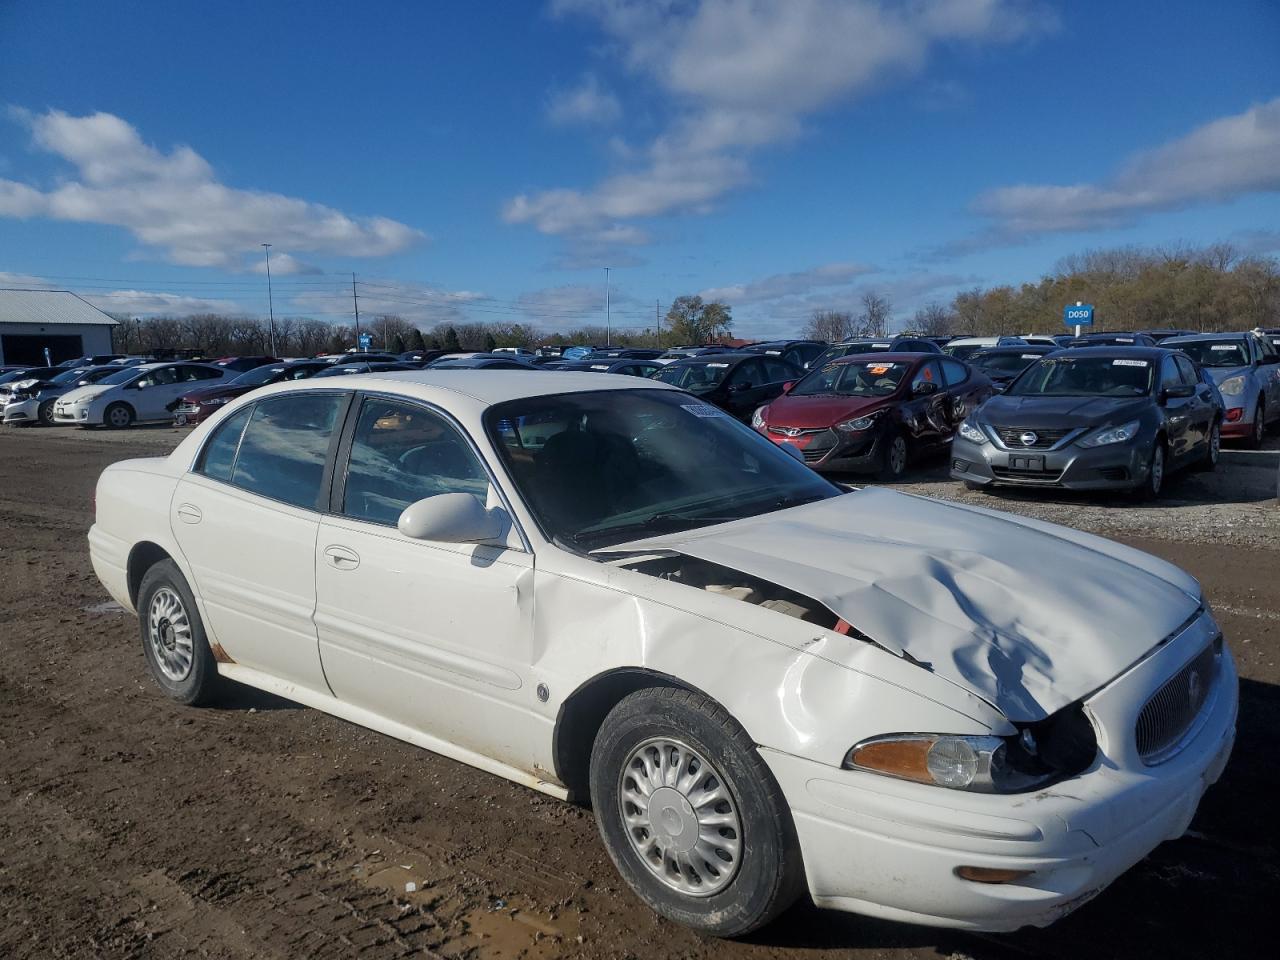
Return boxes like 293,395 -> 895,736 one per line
1188,669 -> 1202,706
1019,431 -> 1038,446
785,427 -> 802,438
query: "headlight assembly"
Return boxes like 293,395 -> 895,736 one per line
844,733 -> 1053,793
1217,375 -> 1245,396
836,410 -> 882,432
751,405 -> 768,429
1077,419 -> 1141,448
957,420 -> 988,444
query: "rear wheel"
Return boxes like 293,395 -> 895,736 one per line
104,402 -> 134,429
876,430 -> 909,481
137,559 -> 223,705
589,687 -> 804,938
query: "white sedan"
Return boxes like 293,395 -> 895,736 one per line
89,371 -> 1236,936
54,361 -> 227,428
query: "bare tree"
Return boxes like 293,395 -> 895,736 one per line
911,302 -> 954,336
803,310 -> 857,342
859,291 -> 892,338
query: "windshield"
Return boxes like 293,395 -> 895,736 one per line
944,344 -> 984,359
99,368 -> 142,386
1006,356 -> 1153,397
652,361 -> 734,392
486,390 -> 838,549
231,364 -> 289,385
973,352 -> 1045,374
50,368 -> 90,384
0,370 -> 32,385
1167,339 -> 1248,367
789,360 -> 911,397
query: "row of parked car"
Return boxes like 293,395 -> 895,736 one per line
4,327 -> 1278,499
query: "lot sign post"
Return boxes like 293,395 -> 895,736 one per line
1064,302 -> 1094,337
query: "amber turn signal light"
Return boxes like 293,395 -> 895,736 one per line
954,866 -> 1034,884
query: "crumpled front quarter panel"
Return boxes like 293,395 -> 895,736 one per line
531,553 -> 1007,769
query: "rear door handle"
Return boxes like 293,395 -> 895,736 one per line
176,503 -> 202,524
323,545 -> 360,570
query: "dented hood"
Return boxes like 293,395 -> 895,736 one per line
608,488 -> 1201,720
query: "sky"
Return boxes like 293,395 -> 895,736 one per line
1,0 -> 1278,339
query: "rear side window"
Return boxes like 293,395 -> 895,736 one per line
231,393 -> 346,509
940,359 -> 969,386
341,398 -> 488,526
197,407 -> 252,482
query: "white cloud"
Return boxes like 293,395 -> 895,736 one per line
289,279 -> 488,327
0,109 -> 426,269
510,0 -> 1054,237
82,289 -> 243,315
0,270 -> 48,287
547,74 -> 622,125
971,97 -> 1280,239
248,252 -> 323,276
699,261 -> 876,305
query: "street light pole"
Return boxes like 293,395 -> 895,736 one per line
604,266 -> 611,347
262,243 -> 277,355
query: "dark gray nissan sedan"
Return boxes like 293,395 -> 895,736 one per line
950,347 -> 1224,499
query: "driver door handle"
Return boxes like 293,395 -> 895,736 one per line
324,545 -> 360,570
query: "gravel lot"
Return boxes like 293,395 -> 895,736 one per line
1,424 -> 1276,960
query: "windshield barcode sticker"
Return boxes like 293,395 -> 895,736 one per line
1113,359 -> 1148,367
706,362 -> 730,368
1211,345 -> 1236,350
682,403 -> 723,417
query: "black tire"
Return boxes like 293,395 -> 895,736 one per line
1192,420 -> 1221,473
589,687 -> 804,938
876,429 -> 909,481
137,559 -> 223,706
1133,440 -> 1167,502
38,400 -> 55,426
103,401 -> 134,429
1247,399 -> 1265,450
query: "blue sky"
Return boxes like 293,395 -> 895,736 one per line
1,0 -> 1278,338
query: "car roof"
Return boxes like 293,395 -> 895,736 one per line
1160,333 -> 1246,343
827,352 -> 929,365
1051,346 -> 1172,360
662,351 -> 758,364
246,368 -> 677,408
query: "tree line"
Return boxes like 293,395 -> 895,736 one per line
109,242 -> 1278,357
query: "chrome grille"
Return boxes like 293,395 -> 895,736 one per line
994,426 -> 1073,448
1136,639 -> 1220,764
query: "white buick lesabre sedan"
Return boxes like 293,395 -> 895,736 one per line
89,371 -> 1237,937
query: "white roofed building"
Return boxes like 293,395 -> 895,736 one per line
0,289 -> 118,365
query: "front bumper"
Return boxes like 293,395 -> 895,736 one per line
1219,400 -> 1254,438
52,400 -> 96,424
951,431 -> 1155,491
764,612 -> 1237,931
172,402 -> 212,425
2,398 -> 39,423
761,424 -> 886,473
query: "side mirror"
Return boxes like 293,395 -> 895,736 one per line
991,381 -> 1007,393
781,380 -> 796,394
912,380 -> 939,396
398,493 -> 506,544
1161,383 -> 1195,402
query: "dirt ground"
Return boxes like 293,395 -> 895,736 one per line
1,425 -> 1277,960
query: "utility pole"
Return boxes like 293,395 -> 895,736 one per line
604,266 -> 611,347
261,243 -> 277,355
656,299 -> 661,347
352,272 -> 361,341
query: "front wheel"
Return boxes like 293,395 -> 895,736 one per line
137,559 -> 223,705
103,402 -> 134,429
1133,442 -> 1166,501
589,687 -> 804,938
876,430 -> 909,481
1192,421 -> 1220,473
38,400 -> 56,426
1247,399 -> 1265,450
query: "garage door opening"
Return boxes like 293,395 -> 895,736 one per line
1,334 -> 84,365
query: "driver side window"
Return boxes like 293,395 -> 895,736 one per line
727,359 -> 762,388
341,398 -> 488,526
1160,356 -> 1182,390
911,360 -> 940,390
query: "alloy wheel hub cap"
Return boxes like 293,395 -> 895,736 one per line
618,738 -> 742,897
